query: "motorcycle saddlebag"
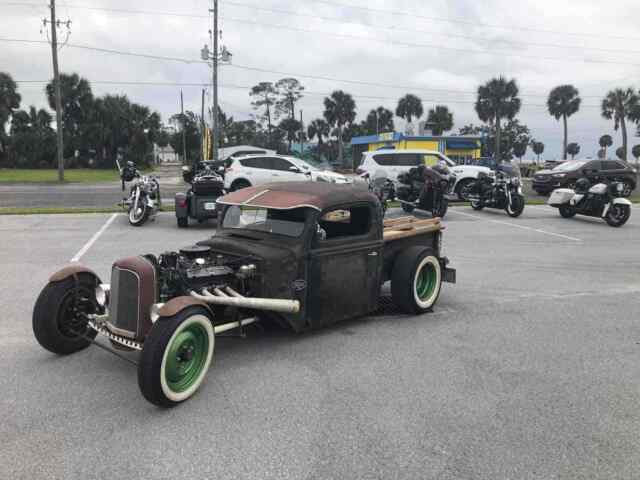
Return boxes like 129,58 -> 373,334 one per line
192,177 -> 224,196
547,188 -> 574,206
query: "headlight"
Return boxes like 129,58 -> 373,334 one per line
552,173 -> 566,178
150,303 -> 165,323
95,283 -> 110,307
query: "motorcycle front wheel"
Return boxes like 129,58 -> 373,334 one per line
605,204 -> 630,227
506,195 -> 525,218
129,198 -> 150,226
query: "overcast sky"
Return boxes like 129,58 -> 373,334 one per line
2,0 -> 640,159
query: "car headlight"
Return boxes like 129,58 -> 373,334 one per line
552,173 -> 566,178
95,283 -> 110,307
150,303 -> 165,323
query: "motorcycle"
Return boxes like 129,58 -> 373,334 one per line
395,163 -> 454,218
175,161 -> 226,228
547,177 -> 632,227
360,170 -> 395,215
461,164 -> 525,218
117,159 -> 161,226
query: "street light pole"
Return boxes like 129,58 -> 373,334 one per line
49,0 -> 64,182
212,0 -> 219,162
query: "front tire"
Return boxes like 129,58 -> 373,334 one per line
391,247 -> 442,314
32,273 -> 99,355
506,195 -> 525,218
129,202 -> 150,226
138,306 -> 215,407
401,202 -> 415,213
559,205 -> 576,218
605,204 -> 631,227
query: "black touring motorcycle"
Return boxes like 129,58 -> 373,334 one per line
117,159 -> 161,226
175,161 -> 226,228
361,170 -> 396,215
461,163 -> 525,218
396,163 -> 454,218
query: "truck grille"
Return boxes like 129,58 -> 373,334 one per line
107,266 -> 140,338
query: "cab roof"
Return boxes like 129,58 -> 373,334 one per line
217,181 -> 375,211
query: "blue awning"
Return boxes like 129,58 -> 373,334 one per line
446,139 -> 478,150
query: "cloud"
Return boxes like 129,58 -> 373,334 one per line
1,0 -> 638,159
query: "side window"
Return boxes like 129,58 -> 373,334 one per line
240,157 -> 268,169
372,154 -> 395,167
423,154 -> 441,167
584,161 -> 601,172
603,161 -> 624,170
270,157 -> 294,171
317,206 -> 372,241
394,154 -> 421,167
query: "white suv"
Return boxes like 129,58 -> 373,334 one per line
225,154 -> 351,191
357,149 -> 492,199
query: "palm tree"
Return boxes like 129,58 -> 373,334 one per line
307,119 -> 330,145
599,134 -> 613,159
567,142 -> 580,159
547,85 -> 581,160
0,72 -> 21,155
475,77 -> 521,163
279,117 -> 302,152
427,105 -> 454,135
249,82 -> 277,143
616,147 -> 625,160
513,141 -> 527,165
395,94 -> 423,132
601,88 -> 639,161
532,141 -> 545,163
364,107 -> 394,135
323,90 -> 356,166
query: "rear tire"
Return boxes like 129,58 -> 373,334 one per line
177,217 -> 188,228
138,306 -> 215,407
391,247 -> 442,314
455,178 -> 474,200
559,205 -> 576,218
32,273 -> 99,355
605,204 -> 630,227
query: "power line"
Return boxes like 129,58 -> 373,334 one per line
309,0 -> 640,42
0,38 -> 622,103
12,79 -> 603,108
4,1 -> 640,55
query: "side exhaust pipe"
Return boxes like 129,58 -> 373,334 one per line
190,286 -> 300,314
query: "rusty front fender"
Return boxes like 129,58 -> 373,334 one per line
156,296 -> 212,318
49,264 -> 101,284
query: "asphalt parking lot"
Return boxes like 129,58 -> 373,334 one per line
1,206 -> 639,479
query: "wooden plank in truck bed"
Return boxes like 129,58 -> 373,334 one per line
383,216 -> 442,242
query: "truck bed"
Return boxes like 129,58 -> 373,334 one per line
383,216 -> 442,242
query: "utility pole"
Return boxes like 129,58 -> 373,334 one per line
200,88 -> 205,163
47,0 -> 65,182
212,0 -> 219,162
299,110 -> 304,155
180,90 -> 187,165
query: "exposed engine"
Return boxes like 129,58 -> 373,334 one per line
151,245 -> 258,301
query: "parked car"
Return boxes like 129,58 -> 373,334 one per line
224,155 -> 352,191
356,149 -> 492,199
532,159 -> 636,196
32,182 -> 456,407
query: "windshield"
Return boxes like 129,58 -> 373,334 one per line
222,206 -> 308,237
553,160 -> 587,172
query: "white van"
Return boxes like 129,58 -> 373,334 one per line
356,149 -> 492,199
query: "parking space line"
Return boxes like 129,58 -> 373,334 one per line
70,213 -> 119,262
448,209 -> 582,242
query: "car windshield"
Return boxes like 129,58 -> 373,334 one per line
222,206 -> 308,237
553,160 -> 587,172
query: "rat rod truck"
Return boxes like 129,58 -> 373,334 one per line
33,182 -> 456,407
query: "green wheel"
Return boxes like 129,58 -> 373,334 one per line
391,247 -> 442,314
138,306 -> 215,407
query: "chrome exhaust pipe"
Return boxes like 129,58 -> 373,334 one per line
190,286 -> 300,314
